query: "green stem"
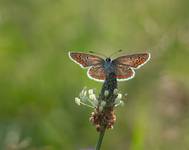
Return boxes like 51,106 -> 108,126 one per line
96,128 -> 106,150
96,72 -> 117,150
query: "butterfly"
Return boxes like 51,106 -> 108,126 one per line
68,51 -> 151,82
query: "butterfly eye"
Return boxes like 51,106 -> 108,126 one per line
106,58 -> 111,62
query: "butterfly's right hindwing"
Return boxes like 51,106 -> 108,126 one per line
115,65 -> 135,81
112,53 -> 150,81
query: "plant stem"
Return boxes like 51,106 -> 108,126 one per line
96,128 -> 106,150
96,72 -> 117,150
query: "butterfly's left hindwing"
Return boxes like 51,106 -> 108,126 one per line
69,52 -> 104,68
87,65 -> 106,82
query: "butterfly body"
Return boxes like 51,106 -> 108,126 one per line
68,51 -> 150,82
103,58 -> 116,75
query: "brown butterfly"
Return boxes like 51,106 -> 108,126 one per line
68,51 -> 150,82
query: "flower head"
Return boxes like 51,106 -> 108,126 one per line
74,84 -> 126,132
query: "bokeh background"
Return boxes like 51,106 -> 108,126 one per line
0,0 -> 189,149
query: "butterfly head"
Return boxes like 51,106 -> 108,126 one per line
105,57 -> 111,62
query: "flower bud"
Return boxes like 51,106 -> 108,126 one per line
83,90 -> 87,97
104,90 -> 109,97
100,101 -> 106,107
89,94 -> 96,101
120,100 -> 124,106
113,89 -> 118,95
93,99 -> 99,106
99,106 -> 103,112
75,97 -> 81,106
114,97 -> 120,105
88,89 -> 94,95
117,93 -> 122,99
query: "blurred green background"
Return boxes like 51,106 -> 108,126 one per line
0,0 -> 189,149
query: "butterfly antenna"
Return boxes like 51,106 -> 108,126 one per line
109,49 -> 123,58
88,51 -> 107,58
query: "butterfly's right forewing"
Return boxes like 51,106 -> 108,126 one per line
112,53 -> 150,81
113,53 -> 150,69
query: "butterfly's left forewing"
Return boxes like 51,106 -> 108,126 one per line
69,52 -> 104,68
69,52 -> 106,82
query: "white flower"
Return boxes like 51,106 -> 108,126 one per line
93,99 -> 99,106
114,97 -> 120,105
83,90 -> 87,97
115,100 -> 124,107
89,94 -> 96,101
80,89 -> 86,98
104,90 -> 109,97
113,89 -> 118,95
99,106 -> 103,112
88,89 -> 94,95
75,97 -> 81,106
114,94 -> 122,105
120,100 -> 124,106
117,93 -> 122,99
100,101 -> 106,107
